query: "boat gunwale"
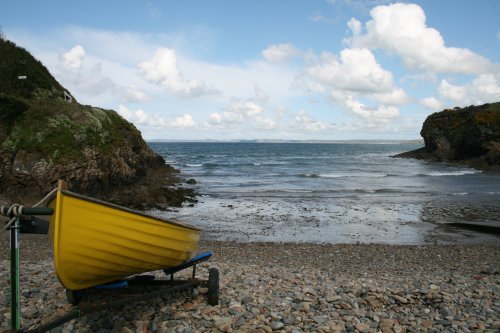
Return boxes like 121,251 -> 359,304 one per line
55,189 -> 201,232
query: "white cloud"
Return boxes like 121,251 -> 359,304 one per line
207,111 -> 244,126
207,101 -> 263,127
307,48 -> 394,93
58,51 -> 116,97
126,85 -> 149,102
310,12 -> 336,25
298,45 -> 406,127
344,96 -> 399,125
118,104 -> 166,127
207,87 -> 272,128
59,44 -> 85,71
420,97 -> 443,111
116,106 -> 195,130
291,110 -> 330,131
349,3 -> 492,74
55,44 -> 154,106
262,43 -> 300,63
438,74 -> 500,105
171,114 -> 195,128
438,80 -> 468,103
252,117 -> 276,130
139,48 -> 219,98
251,85 -> 270,104
371,88 -> 408,105
347,18 -> 362,36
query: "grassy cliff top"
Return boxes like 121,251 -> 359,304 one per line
0,37 -> 66,99
0,37 -> 146,163
427,102 -> 500,121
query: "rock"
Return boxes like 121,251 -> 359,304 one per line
326,295 -> 342,302
379,318 -> 395,332
392,324 -> 404,333
22,307 -> 38,319
395,102 -> 500,171
270,321 -> 284,330
355,322 -> 371,332
214,317 -> 232,332
392,295 -> 408,304
313,316 -> 326,324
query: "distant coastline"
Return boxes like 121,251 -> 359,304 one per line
149,139 -> 424,145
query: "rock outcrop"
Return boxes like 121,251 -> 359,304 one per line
396,102 -> 500,171
0,38 -> 195,208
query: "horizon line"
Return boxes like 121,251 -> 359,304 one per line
147,138 -> 424,144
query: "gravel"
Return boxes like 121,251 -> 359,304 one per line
1,234 -> 499,332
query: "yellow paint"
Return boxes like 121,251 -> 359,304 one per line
48,190 -> 200,290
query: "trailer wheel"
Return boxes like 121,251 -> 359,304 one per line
66,289 -> 85,305
207,268 -> 219,306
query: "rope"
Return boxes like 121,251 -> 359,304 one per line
33,188 -> 57,208
0,187 -> 57,235
0,204 -> 24,234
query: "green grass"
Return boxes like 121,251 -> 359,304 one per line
0,37 -> 148,163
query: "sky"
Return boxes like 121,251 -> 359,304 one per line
1,0 -> 499,141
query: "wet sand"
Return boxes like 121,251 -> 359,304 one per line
153,196 -> 500,245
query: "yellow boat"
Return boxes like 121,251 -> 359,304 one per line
47,186 -> 200,290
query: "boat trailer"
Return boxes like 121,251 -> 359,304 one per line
1,205 -> 219,333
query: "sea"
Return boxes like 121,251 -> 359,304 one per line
148,142 -> 500,245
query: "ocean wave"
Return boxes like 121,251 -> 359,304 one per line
262,162 -> 290,166
252,189 -> 314,193
422,170 -> 479,177
186,163 -> 203,167
297,172 -> 389,178
320,173 -> 388,178
203,162 -> 263,168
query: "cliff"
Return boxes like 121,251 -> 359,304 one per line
396,102 -> 500,171
0,38 -> 195,208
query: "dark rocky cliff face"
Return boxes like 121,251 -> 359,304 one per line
0,38 -> 195,208
396,102 -> 500,171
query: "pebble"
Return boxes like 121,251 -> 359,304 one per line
270,321 -> 284,330
0,236 -> 499,333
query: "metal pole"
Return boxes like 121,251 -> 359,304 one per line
9,216 -> 21,331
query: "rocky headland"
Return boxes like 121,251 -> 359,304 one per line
0,38 -> 195,209
396,102 -> 500,172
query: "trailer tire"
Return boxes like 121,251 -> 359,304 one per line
66,289 -> 85,305
207,268 -> 219,306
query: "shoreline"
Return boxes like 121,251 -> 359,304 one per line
1,234 -> 499,332
153,196 -> 500,246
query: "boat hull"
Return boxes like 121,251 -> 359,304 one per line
48,190 -> 200,290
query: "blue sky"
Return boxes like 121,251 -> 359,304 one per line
2,0 -> 499,140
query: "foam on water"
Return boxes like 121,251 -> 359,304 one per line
427,170 -> 479,176
148,142 -> 500,245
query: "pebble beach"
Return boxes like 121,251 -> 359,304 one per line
1,234 -> 499,333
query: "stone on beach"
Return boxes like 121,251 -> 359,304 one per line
0,235 -> 499,333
